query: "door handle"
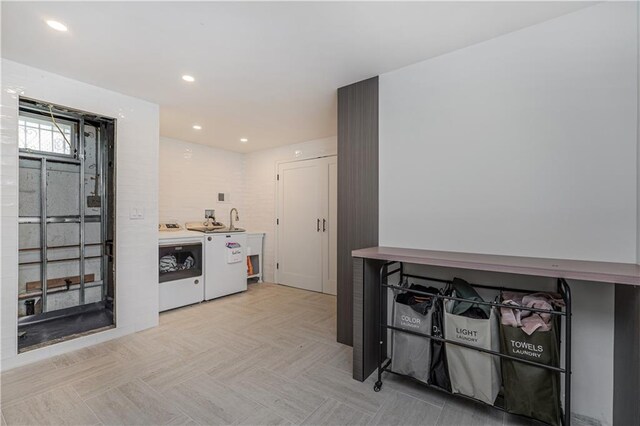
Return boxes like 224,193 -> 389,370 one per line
317,218 -> 320,232
323,219 -> 326,232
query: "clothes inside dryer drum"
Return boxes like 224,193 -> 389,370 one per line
181,255 -> 195,270
159,255 -> 178,273
391,285 -> 438,382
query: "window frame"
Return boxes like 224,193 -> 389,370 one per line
18,110 -> 79,159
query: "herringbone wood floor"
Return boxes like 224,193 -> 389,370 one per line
2,283 -> 562,425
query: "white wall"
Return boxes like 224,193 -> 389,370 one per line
0,60 -> 160,370
159,137 -> 245,227
380,2 -> 638,264
244,136 -> 336,283
378,3 -> 637,425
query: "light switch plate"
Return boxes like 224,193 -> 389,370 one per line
129,207 -> 144,220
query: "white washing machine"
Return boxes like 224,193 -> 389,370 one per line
158,238 -> 204,311
204,233 -> 247,300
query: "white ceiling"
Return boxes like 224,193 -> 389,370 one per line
2,1 -> 593,153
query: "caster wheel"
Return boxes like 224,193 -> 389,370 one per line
373,381 -> 382,392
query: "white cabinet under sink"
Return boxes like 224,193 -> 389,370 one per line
204,233 -> 247,300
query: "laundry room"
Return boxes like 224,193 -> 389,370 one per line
156,133 -> 338,312
1,2 -> 639,426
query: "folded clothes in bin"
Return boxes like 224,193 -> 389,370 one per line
500,292 -> 564,426
444,278 -> 501,405
391,284 -> 439,383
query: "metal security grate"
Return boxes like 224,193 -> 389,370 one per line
18,114 -> 74,156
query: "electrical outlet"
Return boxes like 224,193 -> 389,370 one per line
205,209 -> 215,219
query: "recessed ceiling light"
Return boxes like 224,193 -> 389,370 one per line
192,125 -> 202,130
240,138 -> 248,143
46,20 -> 68,32
182,75 -> 195,82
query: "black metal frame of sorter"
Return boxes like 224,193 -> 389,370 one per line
374,261 -> 572,426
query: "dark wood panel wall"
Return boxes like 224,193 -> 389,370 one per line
337,77 -> 379,346
352,257 -> 385,381
613,284 -> 640,425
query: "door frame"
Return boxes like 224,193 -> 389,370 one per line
274,154 -> 337,285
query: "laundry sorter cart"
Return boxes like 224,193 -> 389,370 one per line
373,261 -> 572,426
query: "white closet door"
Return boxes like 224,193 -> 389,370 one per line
277,158 -> 324,292
322,157 -> 338,295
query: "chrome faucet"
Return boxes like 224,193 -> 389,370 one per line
229,208 -> 239,230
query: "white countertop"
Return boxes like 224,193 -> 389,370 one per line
158,229 -> 265,241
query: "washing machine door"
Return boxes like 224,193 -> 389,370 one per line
159,243 -> 203,283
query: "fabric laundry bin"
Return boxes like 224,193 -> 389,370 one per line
429,295 -> 451,391
391,285 -> 438,383
500,299 -> 562,426
444,299 -> 501,405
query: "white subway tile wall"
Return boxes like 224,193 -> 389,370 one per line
159,137 -> 246,228
1,59 -> 160,371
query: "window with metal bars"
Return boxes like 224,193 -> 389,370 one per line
18,112 -> 76,156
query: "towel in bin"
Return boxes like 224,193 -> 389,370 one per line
391,284 -> 438,383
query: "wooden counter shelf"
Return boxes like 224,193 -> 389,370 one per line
352,246 -> 640,286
